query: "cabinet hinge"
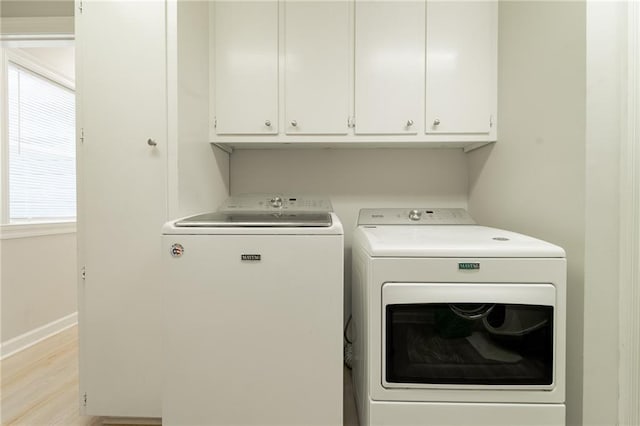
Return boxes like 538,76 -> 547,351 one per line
489,115 -> 494,128
81,266 -> 86,281
213,117 -> 217,129
79,0 -> 83,13
83,392 -> 87,407
80,128 -> 85,144
348,116 -> 355,128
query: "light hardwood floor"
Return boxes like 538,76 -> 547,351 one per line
1,325 -> 359,426
1,326 -> 101,426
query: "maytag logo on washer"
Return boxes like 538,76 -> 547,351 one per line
241,254 -> 261,261
170,243 -> 184,258
459,262 -> 480,270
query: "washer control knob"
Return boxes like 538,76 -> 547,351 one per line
409,209 -> 422,221
270,196 -> 283,208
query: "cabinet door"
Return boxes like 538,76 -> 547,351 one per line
284,1 -> 350,135
76,0 -> 166,417
354,1 -> 424,135
214,1 -> 278,135
425,1 -> 496,135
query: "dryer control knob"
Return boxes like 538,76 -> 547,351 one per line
409,209 -> 422,221
270,196 -> 284,208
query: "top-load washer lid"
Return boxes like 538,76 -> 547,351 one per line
163,195 -> 342,234
174,211 -> 332,227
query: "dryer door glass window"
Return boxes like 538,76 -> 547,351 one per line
385,303 -> 554,386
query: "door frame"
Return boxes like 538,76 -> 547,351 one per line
619,1 -> 640,424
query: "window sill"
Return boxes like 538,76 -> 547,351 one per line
0,221 -> 76,240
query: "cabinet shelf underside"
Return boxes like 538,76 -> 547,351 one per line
212,140 -> 494,153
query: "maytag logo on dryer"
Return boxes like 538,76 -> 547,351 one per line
241,254 -> 261,261
459,262 -> 480,270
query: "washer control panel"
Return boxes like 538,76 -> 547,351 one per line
358,208 -> 475,225
219,194 -> 333,213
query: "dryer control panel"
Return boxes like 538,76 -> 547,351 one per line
358,208 -> 475,225
219,194 -> 333,213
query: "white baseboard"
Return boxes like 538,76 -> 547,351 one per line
103,418 -> 162,425
0,312 -> 78,360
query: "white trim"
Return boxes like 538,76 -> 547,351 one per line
0,17 -> 74,41
0,221 -> 76,239
4,48 -> 75,90
0,48 -> 8,223
0,312 -> 78,360
619,2 -> 640,425
101,418 -> 161,425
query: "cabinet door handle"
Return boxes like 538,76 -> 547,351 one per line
433,118 -> 441,126
290,120 -> 297,127
265,120 -> 272,127
147,138 -> 157,146
406,120 -> 414,127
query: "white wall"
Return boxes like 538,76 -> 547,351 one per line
0,1 -> 73,18
1,46 -> 77,348
467,2 -> 586,425
171,0 -> 229,218
582,2 -> 627,425
230,148 -> 468,318
1,233 -> 77,341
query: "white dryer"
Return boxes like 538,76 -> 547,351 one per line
351,208 -> 566,426
162,195 -> 343,425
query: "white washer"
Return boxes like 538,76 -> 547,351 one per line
162,195 -> 343,425
351,208 -> 566,426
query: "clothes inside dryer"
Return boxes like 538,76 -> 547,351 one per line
385,303 -> 554,386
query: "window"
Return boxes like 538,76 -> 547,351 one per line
3,52 -> 76,224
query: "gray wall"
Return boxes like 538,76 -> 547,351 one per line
467,2 -> 586,424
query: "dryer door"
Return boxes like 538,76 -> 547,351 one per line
382,283 -> 556,390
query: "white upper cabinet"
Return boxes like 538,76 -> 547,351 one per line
425,1 -> 497,136
210,0 -> 497,149
354,1 -> 425,135
214,1 -> 278,135
284,2 -> 350,135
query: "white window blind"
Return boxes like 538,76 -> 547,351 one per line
7,62 -> 76,222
